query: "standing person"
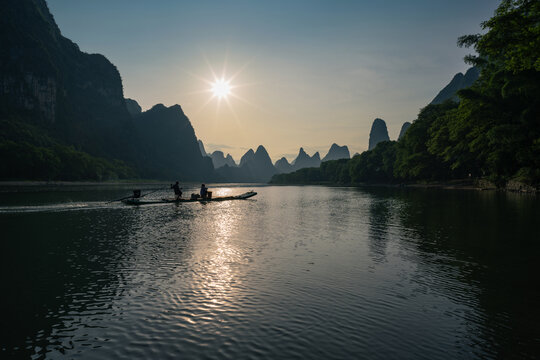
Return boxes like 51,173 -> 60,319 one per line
171,181 -> 182,200
200,183 -> 208,199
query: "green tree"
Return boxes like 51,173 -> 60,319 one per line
456,0 -> 540,183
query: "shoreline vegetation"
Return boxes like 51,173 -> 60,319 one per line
272,176 -> 538,194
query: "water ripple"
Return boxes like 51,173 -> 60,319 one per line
1,185 -> 539,359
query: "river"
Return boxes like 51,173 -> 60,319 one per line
1,184 -> 539,359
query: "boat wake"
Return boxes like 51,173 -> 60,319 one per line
0,201 -> 122,214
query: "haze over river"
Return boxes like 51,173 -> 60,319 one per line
1,184 -> 539,359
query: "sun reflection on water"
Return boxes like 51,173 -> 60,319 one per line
212,188 -> 233,197
198,203 -> 245,311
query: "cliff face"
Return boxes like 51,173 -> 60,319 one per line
0,74 -> 57,122
431,67 -> 479,104
1,0 -> 215,181
368,118 -> 390,150
1,0 -> 136,161
133,104 -> 214,180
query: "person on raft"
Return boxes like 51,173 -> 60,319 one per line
171,181 -> 182,200
200,183 -> 209,199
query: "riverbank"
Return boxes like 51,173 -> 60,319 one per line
0,180 -> 168,187
404,179 -> 538,194
271,178 -> 539,194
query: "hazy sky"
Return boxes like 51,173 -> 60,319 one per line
48,0 -> 499,162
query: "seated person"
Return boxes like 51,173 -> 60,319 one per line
200,183 -> 208,199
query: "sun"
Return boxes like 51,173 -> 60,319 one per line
211,78 -> 231,99
187,56 -> 256,116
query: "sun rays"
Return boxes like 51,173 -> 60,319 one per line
185,55 -> 259,121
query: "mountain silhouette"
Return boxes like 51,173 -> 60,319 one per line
368,118 -> 390,150
322,143 -> 350,162
125,98 -> 142,116
198,140 -> 208,156
292,148 -> 321,170
132,104 -> 214,180
240,149 -> 256,167
217,145 -> 276,182
225,154 -> 237,167
398,122 -> 411,140
275,157 -> 293,173
431,67 -> 479,104
210,151 -> 237,169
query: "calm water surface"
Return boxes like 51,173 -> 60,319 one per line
1,184 -> 539,359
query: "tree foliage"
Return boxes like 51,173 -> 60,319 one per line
0,119 -> 135,181
0,140 -> 134,181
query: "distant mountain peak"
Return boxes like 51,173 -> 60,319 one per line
275,157 -> 292,174
293,147 -> 308,165
292,147 -> 321,170
275,157 -> 290,165
398,122 -> 411,140
147,104 -> 185,116
322,143 -> 350,162
368,118 -> 390,150
240,148 -> 255,167
210,150 -> 236,169
224,146 -> 276,181
431,67 -> 479,104
150,103 -> 167,111
254,145 -> 273,165
170,104 -> 185,114
256,145 -> 269,155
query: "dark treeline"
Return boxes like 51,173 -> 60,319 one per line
271,0 -> 540,188
0,118 -> 134,181
0,141 -> 134,181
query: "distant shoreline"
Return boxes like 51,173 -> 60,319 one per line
270,179 -> 539,194
0,179 -> 536,194
0,180 -> 168,187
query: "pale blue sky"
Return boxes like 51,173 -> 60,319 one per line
48,0 -> 499,161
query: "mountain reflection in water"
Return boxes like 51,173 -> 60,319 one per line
1,185 -> 539,359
